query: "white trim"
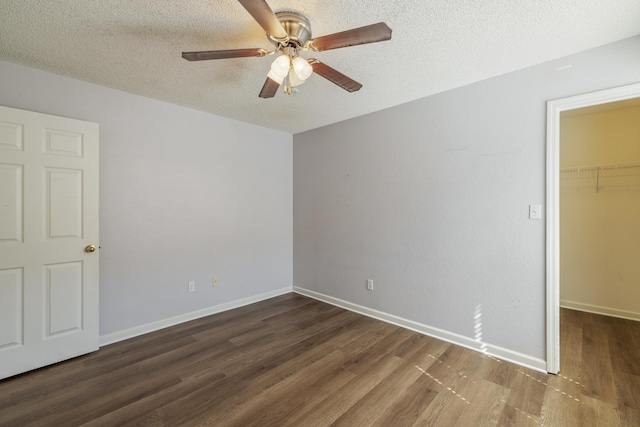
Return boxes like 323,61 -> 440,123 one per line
99,287 -> 292,346
546,98 -> 561,374
561,300 -> 640,322
293,286 -> 547,373
546,81 -> 640,374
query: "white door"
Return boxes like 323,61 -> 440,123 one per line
0,105 -> 99,380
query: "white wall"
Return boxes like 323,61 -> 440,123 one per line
0,60 -> 293,338
293,36 -> 640,365
560,105 -> 640,319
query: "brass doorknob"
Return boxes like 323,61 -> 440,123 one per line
85,245 -> 96,253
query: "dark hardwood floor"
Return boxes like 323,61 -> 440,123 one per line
1,293 -> 639,426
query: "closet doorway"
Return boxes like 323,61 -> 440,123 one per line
559,98 -> 640,317
546,82 -> 640,373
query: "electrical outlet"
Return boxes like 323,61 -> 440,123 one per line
188,281 -> 195,292
366,279 -> 374,290
213,277 -> 219,287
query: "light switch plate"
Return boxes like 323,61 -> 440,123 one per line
529,204 -> 542,220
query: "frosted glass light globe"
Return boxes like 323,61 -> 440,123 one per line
292,56 -> 313,80
267,54 -> 290,84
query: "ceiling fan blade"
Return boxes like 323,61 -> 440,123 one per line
310,61 -> 362,92
308,22 -> 392,51
259,77 -> 281,98
238,0 -> 288,40
182,48 -> 267,61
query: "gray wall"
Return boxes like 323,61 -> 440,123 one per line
293,36 -> 640,361
0,60 -> 293,337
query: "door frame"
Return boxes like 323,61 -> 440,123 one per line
545,82 -> 640,373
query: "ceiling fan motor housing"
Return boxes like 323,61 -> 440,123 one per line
271,11 -> 312,47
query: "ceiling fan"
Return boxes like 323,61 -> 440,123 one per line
182,0 -> 392,98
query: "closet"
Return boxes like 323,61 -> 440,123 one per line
559,100 -> 640,320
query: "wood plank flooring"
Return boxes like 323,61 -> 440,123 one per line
1,294 -> 639,426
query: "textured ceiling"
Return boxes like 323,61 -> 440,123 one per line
1,1 -> 639,134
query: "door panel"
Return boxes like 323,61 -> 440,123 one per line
0,105 -> 99,380
0,120 -> 23,150
0,268 -> 23,349
46,168 -> 83,239
44,129 -> 83,157
45,261 -> 83,336
0,163 -> 23,242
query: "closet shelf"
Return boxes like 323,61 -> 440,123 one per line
560,161 -> 640,174
560,161 -> 640,192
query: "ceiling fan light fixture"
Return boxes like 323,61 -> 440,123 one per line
268,50 -> 312,89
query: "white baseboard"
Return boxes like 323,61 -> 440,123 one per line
561,300 -> 640,322
293,286 -> 547,373
99,286 -> 292,347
